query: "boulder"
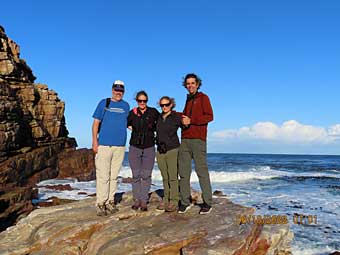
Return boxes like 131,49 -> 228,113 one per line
57,148 -> 95,181
35,196 -> 75,207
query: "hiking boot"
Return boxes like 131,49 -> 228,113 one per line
165,203 -> 177,212
131,200 -> 140,211
140,201 -> 148,212
96,204 -> 107,216
156,200 -> 166,211
199,203 -> 212,215
106,201 -> 119,214
178,204 -> 192,214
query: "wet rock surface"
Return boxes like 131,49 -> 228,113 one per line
39,184 -> 75,191
34,196 -> 75,207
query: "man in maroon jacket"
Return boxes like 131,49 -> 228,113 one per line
178,73 -> 214,214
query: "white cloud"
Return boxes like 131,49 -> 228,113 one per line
328,124 -> 340,138
212,120 -> 339,144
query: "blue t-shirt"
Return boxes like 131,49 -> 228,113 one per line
92,99 -> 130,146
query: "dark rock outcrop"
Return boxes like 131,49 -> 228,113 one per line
57,148 -> 95,181
35,196 -> 75,207
0,26 -> 77,231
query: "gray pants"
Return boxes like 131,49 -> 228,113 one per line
156,148 -> 179,205
178,139 -> 212,206
128,146 -> 155,202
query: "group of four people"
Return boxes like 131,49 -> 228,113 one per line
92,73 -> 214,216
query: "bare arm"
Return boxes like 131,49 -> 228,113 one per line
92,119 -> 100,153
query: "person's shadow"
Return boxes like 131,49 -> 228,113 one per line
153,189 -> 164,199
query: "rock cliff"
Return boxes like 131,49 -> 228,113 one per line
0,26 -> 77,231
0,190 -> 293,255
0,26 -> 35,83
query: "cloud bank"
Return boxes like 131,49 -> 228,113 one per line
210,120 -> 340,154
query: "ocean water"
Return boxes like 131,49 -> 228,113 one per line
36,153 -> 340,255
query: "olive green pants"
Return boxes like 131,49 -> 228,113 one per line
156,148 -> 179,205
178,139 -> 212,206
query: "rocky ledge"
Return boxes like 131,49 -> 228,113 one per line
0,191 -> 293,255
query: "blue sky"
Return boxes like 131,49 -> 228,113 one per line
2,0 -> 340,154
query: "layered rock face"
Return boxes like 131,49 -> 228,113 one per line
0,191 -> 293,255
0,26 -> 77,231
0,25 -> 35,83
57,148 -> 95,181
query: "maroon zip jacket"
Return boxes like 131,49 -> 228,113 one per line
181,92 -> 213,141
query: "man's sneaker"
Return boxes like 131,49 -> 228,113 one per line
199,203 -> 212,215
165,203 -> 178,212
106,201 -> 119,214
178,204 -> 192,214
96,204 -> 107,216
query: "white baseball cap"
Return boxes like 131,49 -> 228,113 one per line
112,80 -> 125,91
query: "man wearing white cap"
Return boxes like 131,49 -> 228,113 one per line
92,80 -> 130,216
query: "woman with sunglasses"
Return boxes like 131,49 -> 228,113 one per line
127,91 -> 159,211
155,96 -> 182,212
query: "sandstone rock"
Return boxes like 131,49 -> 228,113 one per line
0,185 -> 37,231
0,142 -> 75,185
57,148 -> 95,181
0,26 -> 77,231
213,190 -> 225,196
0,81 -> 76,163
40,184 -> 75,191
0,27 -> 35,82
0,191 -> 293,255
35,196 -> 75,207
35,83 -> 48,90
0,141 -> 76,231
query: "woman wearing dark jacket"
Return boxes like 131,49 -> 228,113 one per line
128,91 -> 159,211
156,96 -> 182,212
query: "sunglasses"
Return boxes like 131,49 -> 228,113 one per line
160,103 -> 171,107
137,99 -> 148,103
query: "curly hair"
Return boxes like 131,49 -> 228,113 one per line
182,73 -> 202,89
158,96 -> 176,110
